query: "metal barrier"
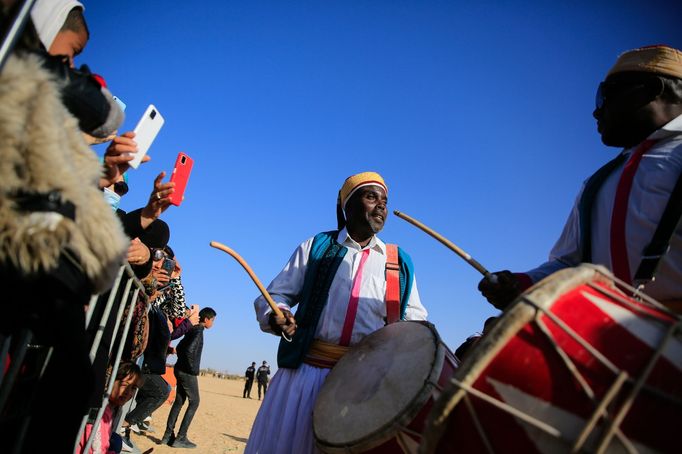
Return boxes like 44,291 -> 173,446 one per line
0,0 -> 36,73
75,264 -> 148,453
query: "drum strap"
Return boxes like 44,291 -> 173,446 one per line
578,151 -> 628,262
339,248 -> 371,346
610,139 -> 658,284
385,244 -> 401,324
633,166 -> 682,286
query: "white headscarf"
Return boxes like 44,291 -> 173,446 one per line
31,0 -> 85,49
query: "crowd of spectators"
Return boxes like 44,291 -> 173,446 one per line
0,1 -> 202,452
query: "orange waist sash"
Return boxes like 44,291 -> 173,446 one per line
303,339 -> 350,369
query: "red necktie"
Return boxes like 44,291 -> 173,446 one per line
339,249 -> 371,346
610,139 -> 658,284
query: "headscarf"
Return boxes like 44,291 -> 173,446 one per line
31,0 -> 84,50
607,45 -> 682,80
336,171 -> 388,230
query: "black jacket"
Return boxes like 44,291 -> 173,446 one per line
256,365 -> 270,383
175,325 -> 204,375
143,305 -> 171,375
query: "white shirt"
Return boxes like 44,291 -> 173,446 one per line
254,229 -> 427,346
526,114 -> 682,302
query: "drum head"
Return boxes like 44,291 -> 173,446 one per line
314,321 -> 442,452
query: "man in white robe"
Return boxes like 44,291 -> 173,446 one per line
245,172 -> 427,454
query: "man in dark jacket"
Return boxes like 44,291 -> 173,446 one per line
161,307 -> 217,448
256,361 -> 270,400
244,362 -> 256,398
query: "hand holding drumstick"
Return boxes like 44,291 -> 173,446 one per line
269,309 -> 297,338
477,270 -> 523,310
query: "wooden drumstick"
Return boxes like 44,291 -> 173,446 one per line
393,210 -> 497,282
210,241 -> 293,339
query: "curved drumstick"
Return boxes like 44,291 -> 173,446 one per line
210,241 -> 293,341
393,210 -> 497,282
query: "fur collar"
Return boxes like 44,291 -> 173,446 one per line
0,53 -> 128,293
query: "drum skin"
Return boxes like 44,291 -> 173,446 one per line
421,265 -> 682,454
314,321 -> 458,453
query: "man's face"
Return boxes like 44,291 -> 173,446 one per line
204,316 -> 215,329
48,29 -> 88,67
593,72 -> 663,147
345,185 -> 388,234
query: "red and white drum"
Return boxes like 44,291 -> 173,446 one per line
314,321 -> 458,453
422,264 -> 682,454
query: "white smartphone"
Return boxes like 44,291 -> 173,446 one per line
129,104 -> 164,169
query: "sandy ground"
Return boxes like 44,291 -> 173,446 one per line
130,376 -> 261,453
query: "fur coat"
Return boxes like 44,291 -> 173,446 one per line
0,53 -> 128,293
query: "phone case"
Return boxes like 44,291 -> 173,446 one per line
162,258 -> 176,274
129,104 -> 164,169
169,152 -> 194,206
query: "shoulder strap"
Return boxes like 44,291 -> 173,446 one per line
578,152 -> 628,262
633,169 -> 682,286
385,244 -> 401,324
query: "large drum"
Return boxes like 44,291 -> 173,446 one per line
314,321 -> 458,453
421,264 -> 682,454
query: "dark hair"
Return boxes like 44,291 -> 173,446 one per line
116,362 -> 142,382
660,75 -> 682,104
199,307 -> 217,322
60,7 -> 89,39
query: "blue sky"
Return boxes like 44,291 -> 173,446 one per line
84,1 -> 681,373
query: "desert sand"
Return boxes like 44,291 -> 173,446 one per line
129,375 -> 261,453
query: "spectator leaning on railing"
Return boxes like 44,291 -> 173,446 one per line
0,3 -> 129,453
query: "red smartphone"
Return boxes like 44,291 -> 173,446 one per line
169,152 -> 194,206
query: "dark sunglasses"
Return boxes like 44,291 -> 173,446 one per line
113,181 -> 129,196
151,248 -> 167,261
595,77 -> 657,110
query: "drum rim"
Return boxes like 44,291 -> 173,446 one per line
314,320 -> 448,453
419,264 -> 614,454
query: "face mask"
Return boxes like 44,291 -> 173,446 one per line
103,187 -> 121,212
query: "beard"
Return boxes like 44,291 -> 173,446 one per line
366,212 -> 385,234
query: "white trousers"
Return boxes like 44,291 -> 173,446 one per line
245,363 -> 330,454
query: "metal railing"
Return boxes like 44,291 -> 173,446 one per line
75,264 -> 148,453
0,0 -> 36,73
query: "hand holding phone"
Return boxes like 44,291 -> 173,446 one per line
169,152 -> 194,206
129,104 -> 164,169
161,257 -> 176,275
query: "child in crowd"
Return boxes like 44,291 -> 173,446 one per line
79,362 -> 143,454
161,307 -> 217,448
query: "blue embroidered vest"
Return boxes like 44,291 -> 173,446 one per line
277,231 -> 415,369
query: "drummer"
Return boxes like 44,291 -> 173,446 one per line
245,171 -> 427,454
479,45 -> 682,313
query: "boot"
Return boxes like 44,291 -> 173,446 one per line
160,430 -> 175,445
172,435 -> 197,448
